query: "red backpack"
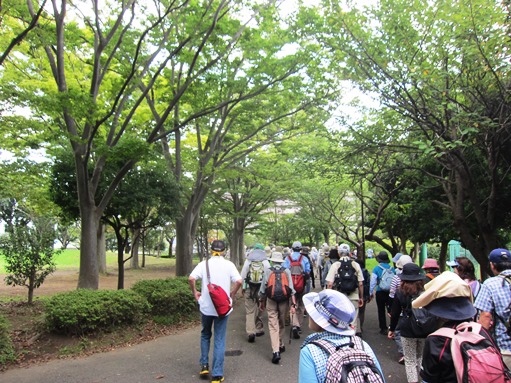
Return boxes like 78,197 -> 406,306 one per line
289,254 -> 305,294
430,322 -> 511,383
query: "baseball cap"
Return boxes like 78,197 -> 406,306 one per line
489,248 -> 511,264
211,240 -> 226,252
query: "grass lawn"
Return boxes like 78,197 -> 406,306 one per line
0,249 -> 177,273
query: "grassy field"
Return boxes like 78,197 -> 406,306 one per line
0,249 -> 178,273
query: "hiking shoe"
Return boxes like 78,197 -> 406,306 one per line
292,326 -> 300,339
199,364 -> 209,377
279,346 -> 286,353
272,351 -> 281,364
256,331 -> 265,337
248,334 -> 256,343
211,376 -> 224,383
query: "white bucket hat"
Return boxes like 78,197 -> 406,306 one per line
303,290 -> 355,336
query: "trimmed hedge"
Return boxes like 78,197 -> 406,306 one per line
45,289 -> 151,335
0,314 -> 16,366
132,277 -> 198,324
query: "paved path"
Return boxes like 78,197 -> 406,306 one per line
1,286 -> 408,383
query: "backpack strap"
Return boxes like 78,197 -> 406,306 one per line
309,338 -> 353,356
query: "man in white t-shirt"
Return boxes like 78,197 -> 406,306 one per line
189,240 -> 242,383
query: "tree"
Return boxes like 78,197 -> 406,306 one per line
1,0 -> 339,284
316,0 -> 511,274
0,199 -> 58,303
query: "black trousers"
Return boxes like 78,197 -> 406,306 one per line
376,290 -> 391,331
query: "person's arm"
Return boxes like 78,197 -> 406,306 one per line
231,279 -> 242,299
369,271 -> 379,299
474,283 -> 494,330
479,311 -> 493,330
298,347 -> 320,383
358,281 -> 364,307
325,262 -> 337,289
188,276 -> 201,302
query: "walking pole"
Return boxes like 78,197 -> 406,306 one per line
289,309 -> 294,344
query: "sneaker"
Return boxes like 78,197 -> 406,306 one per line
398,355 -> 405,364
279,346 -> 286,353
272,351 -> 281,364
379,329 -> 387,335
199,364 -> 209,377
248,334 -> 256,343
256,331 -> 265,337
298,326 -> 302,334
211,376 -> 224,383
292,326 -> 300,339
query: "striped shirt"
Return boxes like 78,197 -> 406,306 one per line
389,274 -> 401,299
474,269 -> 511,352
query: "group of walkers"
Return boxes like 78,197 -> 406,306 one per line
189,240 -> 511,383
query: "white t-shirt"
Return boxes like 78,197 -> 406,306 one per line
190,256 -> 242,316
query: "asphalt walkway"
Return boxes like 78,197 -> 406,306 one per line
0,286 -> 408,383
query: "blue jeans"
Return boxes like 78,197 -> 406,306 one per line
200,314 -> 228,377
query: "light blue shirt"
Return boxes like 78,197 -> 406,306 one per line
370,263 -> 395,294
282,251 -> 311,274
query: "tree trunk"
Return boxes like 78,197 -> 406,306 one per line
116,228 -> 127,290
231,216 -> 245,267
77,205 -> 100,289
28,274 -> 34,304
97,223 -> 107,274
438,240 -> 448,272
130,227 -> 141,269
175,215 -> 196,276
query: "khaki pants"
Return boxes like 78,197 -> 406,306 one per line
346,291 -> 359,333
266,298 -> 289,352
244,286 -> 263,335
292,292 -> 305,328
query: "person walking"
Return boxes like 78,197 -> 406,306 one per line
322,247 -> 339,289
388,263 -> 427,383
188,240 -> 242,383
259,251 -> 297,364
370,250 -> 396,334
298,289 -> 385,383
474,248 -> 511,368
240,245 -> 271,343
325,243 -> 364,334
448,256 -> 481,300
417,272 -> 505,383
355,258 -> 371,337
389,254 -> 414,364
422,258 -> 440,282
282,241 -> 311,339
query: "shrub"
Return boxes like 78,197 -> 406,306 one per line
132,277 -> 198,323
45,289 -> 151,335
0,314 -> 16,367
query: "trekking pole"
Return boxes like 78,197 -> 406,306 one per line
289,309 -> 294,344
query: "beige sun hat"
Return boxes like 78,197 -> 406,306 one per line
412,271 -> 473,309
396,255 -> 413,269
270,252 -> 285,263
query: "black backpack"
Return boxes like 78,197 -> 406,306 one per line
335,259 -> 358,294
